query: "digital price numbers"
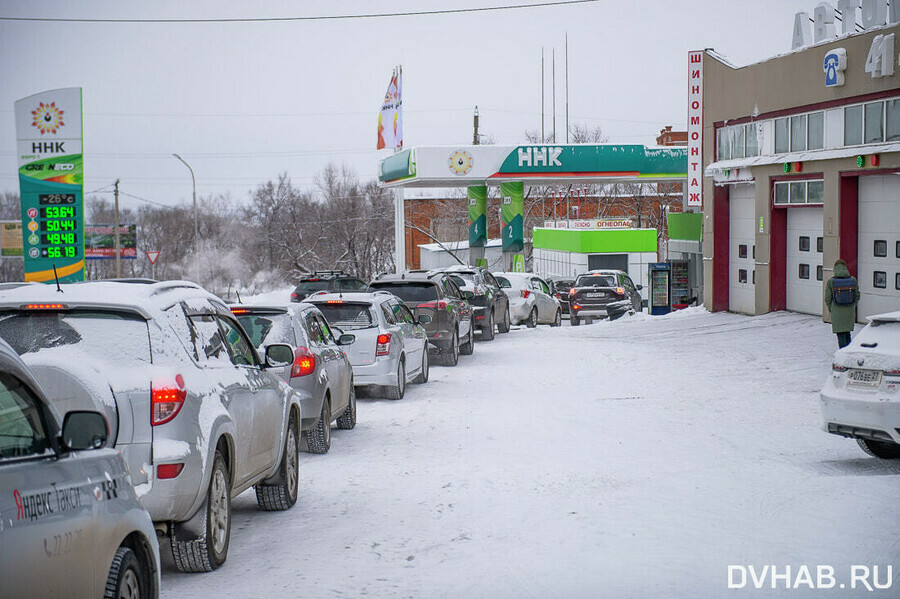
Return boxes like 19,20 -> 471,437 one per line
36,193 -> 80,259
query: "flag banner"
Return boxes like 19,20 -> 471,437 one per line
15,87 -> 85,282
500,181 -> 524,253
377,68 -> 403,149
467,185 -> 487,248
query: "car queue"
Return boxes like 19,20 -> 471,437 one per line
0,266 -> 589,597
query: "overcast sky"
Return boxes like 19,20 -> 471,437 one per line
1,0 -> 819,208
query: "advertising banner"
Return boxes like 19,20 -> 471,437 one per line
14,87 -> 84,282
377,67 -> 403,150
1,222 -> 23,257
687,51 -> 703,207
467,185 -> 487,248
499,181 -> 524,253
85,224 -> 137,259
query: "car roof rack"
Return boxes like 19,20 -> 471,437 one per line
311,270 -> 346,277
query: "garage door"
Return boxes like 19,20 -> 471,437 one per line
858,175 -> 900,320
786,207 -> 823,315
729,184 -> 755,315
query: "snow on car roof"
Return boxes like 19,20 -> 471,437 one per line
0,280 -> 224,319
867,311 -> 900,323
304,292 -> 385,304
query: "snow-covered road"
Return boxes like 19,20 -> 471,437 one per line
160,308 -> 900,597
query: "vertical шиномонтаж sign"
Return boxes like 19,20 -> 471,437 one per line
14,88 -> 85,283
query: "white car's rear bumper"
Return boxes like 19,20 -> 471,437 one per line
821,375 -> 900,444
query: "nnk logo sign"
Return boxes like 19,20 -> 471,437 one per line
517,146 -> 563,168
30,101 -> 65,135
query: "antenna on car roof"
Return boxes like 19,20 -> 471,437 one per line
235,290 -> 243,303
52,265 -> 63,293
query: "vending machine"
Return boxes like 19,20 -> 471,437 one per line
669,260 -> 690,309
649,262 -> 671,316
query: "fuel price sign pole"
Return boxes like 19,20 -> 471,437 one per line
14,88 -> 85,283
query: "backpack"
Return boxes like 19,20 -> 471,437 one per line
832,277 -> 856,305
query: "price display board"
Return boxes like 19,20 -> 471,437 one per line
14,88 -> 85,283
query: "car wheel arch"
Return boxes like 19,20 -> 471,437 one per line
117,531 -> 158,598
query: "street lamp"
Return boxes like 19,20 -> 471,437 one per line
172,153 -> 199,253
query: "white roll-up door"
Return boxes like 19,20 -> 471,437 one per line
858,175 -> 900,320
786,207 -> 824,315
728,184 -> 756,315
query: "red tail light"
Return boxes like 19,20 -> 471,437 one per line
520,289 -> 530,299
22,303 -> 68,310
230,308 -> 249,315
572,304 -> 582,310
151,375 -> 186,426
290,292 -> 298,299
417,301 -> 448,309
157,463 -> 185,479
291,347 -> 316,377
376,333 -> 391,356
326,300 -> 343,304
569,288 -> 577,295
832,364 -> 848,372
616,287 -> 625,296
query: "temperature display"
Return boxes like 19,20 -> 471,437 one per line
38,193 -> 77,206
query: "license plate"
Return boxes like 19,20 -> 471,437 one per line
847,369 -> 882,387
585,292 -> 604,298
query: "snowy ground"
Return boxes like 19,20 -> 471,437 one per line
159,308 -> 900,598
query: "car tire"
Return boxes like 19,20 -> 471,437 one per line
336,384 -> 357,429
386,358 -> 406,399
857,438 -> 900,459
571,315 -> 580,326
413,349 -> 429,384
442,331 -> 459,366
305,398 -> 332,454
171,450 -> 231,573
481,310 -> 494,341
550,309 -> 562,327
497,306 -> 511,334
255,412 -> 299,511
104,546 -> 148,599
526,307 -> 538,328
460,321 -> 475,355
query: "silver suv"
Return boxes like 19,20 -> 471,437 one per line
0,281 -> 303,573
0,338 -> 161,598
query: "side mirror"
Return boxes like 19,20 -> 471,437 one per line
265,343 -> 295,367
635,284 -> 643,291
337,333 -> 356,346
417,314 -> 433,325
61,411 -> 108,451
461,290 -> 475,301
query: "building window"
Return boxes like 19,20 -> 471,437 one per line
716,128 -> 728,160
896,273 -> 900,291
752,245 -> 756,259
807,112 -> 825,150
865,101 -> 884,144
887,99 -> 900,143
790,181 -> 806,203
791,115 -> 807,151
799,264 -> 810,279
739,244 -> 748,259
817,265 -> 823,281
738,269 -> 748,283
897,240 -> 900,258
807,180 -> 824,203
845,105 -> 863,146
799,236 -> 810,252
874,239 -> 887,257
874,271 -> 887,289
752,270 -> 756,284
745,123 -> 759,157
775,117 -> 790,153
733,126 -> 745,159
817,237 -> 823,253
774,182 -> 789,204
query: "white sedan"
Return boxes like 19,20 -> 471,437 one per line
820,311 -> 900,459
494,272 -> 562,328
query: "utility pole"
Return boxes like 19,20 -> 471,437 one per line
113,179 -> 121,278
473,106 -> 480,145
552,47 -> 556,144
565,32 -> 569,144
541,47 -> 545,142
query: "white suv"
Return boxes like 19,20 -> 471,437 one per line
0,280 -> 302,573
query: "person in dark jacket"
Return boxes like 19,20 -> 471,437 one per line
824,259 -> 860,349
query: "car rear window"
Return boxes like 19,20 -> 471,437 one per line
294,280 -> 331,293
337,279 -> 367,291
496,276 -> 512,289
554,280 -> 574,292
368,282 -> 438,303
0,310 -> 151,363
313,302 -> 375,330
235,313 -> 295,348
576,275 -> 617,287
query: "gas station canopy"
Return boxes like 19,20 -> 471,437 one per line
379,144 -> 687,188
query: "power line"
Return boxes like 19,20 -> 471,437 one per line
0,1 -> 601,23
